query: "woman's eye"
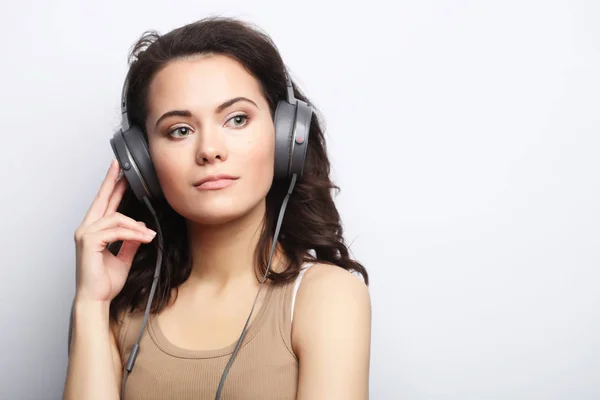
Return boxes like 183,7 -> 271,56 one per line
226,114 -> 249,128
168,126 -> 191,138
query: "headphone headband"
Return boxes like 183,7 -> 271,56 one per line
120,74 -> 131,131
284,70 -> 296,106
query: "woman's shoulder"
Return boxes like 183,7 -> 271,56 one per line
292,261 -> 370,331
300,261 -> 368,293
290,261 -> 371,366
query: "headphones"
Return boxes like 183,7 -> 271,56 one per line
110,69 -> 314,202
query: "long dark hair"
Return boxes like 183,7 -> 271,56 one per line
109,16 -> 368,322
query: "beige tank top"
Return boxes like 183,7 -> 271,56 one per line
115,264 -> 313,399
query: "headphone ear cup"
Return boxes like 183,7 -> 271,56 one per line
122,126 -> 162,199
273,100 -> 296,180
110,125 -> 163,201
288,100 -> 313,178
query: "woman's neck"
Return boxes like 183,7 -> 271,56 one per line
185,200 -> 267,290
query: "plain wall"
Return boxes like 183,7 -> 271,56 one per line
1,0 -> 599,399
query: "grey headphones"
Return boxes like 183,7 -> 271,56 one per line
110,69 -> 314,202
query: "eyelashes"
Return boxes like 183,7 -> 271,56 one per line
167,126 -> 191,138
225,114 -> 249,129
166,113 -> 250,139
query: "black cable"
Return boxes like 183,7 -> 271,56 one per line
121,196 -> 163,400
214,174 -> 297,400
121,174 -> 297,400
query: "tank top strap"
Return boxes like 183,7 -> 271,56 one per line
116,308 -> 146,367
276,262 -> 314,359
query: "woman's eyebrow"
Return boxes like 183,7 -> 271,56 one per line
154,97 -> 258,128
154,110 -> 192,128
215,96 -> 258,113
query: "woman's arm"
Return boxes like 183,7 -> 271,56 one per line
293,263 -> 372,400
63,160 -> 154,399
62,298 -> 122,400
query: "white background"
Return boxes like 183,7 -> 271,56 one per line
0,1 -> 599,399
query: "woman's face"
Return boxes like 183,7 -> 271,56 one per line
144,53 -> 275,225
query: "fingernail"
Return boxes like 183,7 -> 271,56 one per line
146,229 -> 156,238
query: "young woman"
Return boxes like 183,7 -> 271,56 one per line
63,17 -> 371,400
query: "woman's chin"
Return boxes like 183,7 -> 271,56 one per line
179,202 -> 265,227
187,213 -> 243,226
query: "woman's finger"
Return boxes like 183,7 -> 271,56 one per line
85,212 -> 153,236
105,176 -> 128,216
84,227 -> 156,252
81,160 -> 120,225
116,240 -> 143,265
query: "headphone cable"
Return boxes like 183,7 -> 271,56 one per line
121,196 -> 163,400
122,174 -> 297,400
214,173 -> 297,400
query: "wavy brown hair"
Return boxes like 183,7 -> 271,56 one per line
109,16 -> 368,322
